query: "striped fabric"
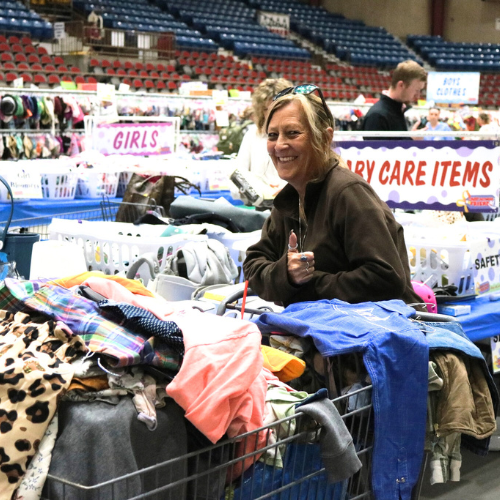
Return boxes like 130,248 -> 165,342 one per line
0,279 -> 180,370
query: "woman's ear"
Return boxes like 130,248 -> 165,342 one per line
326,127 -> 334,144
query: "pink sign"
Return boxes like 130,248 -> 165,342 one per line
93,122 -> 176,156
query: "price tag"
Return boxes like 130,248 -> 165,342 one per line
491,335 -> 500,374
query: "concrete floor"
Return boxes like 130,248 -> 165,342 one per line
419,449 -> 500,500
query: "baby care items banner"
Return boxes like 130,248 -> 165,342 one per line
335,141 -> 500,213
93,122 -> 176,156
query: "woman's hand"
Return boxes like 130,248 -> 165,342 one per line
287,230 -> 315,285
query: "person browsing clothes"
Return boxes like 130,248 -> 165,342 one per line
236,78 -> 292,192
243,84 -> 422,308
412,107 -> 453,140
362,60 -> 427,140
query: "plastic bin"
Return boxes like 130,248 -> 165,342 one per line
48,218 -> 207,283
41,172 -> 78,200
75,171 -> 119,199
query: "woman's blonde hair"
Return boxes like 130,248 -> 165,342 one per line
265,93 -> 346,177
252,78 -> 293,134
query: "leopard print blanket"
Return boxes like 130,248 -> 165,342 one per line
0,310 -> 86,499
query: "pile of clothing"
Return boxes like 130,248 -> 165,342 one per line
0,272 -> 361,500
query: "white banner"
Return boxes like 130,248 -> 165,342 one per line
427,72 -> 480,104
258,11 -> 290,37
336,141 -> 500,212
92,122 -> 177,156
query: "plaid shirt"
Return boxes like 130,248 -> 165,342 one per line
0,279 -> 180,370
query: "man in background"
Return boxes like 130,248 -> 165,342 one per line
363,60 -> 427,139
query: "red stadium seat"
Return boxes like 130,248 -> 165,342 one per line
28,54 -> 40,64
34,74 -> 47,85
48,74 -> 60,85
53,56 -> 65,65
5,72 -> 18,82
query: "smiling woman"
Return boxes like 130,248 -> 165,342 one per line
243,87 -> 423,308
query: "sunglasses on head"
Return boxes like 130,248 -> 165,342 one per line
272,84 -> 333,126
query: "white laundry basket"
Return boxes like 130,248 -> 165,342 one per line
75,171 -> 119,199
48,218 -> 207,284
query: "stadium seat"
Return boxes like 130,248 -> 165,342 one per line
34,74 -> 47,85
5,72 -> 18,83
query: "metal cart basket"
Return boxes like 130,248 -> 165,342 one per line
41,373 -> 374,500
39,292 -> 375,500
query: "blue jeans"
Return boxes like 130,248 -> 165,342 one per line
254,299 -> 429,500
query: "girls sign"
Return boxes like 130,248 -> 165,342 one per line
335,141 -> 500,212
92,122 -> 177,156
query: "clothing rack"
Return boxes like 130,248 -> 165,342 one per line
0,129 -> 84,134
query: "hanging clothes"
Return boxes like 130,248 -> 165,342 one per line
253,298 -> 429,500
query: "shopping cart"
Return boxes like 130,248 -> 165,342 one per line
40,289 -> 375,500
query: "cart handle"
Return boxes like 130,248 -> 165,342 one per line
0,175 -> 14,250
411,311 -> 459,323
216,284 -> 257,316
